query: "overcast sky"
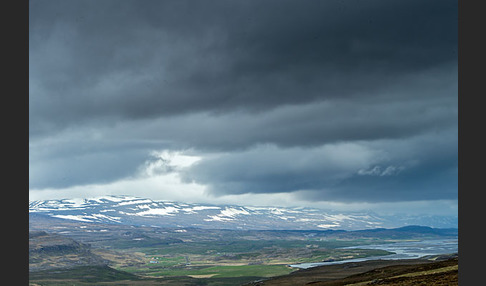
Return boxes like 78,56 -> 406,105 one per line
29,0 -> 458,216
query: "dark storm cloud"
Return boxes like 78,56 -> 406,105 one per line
29,0 -> 457,137
182,129 -> 457,202
100,68 -> 457,152
29,0 -> 457,204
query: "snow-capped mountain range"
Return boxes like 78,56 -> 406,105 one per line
29,195 -> 457,230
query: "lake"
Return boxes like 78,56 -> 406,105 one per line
289,238 -> 458,269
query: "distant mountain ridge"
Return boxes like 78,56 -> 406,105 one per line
29,195 -> 457,231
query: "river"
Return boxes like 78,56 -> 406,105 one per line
289,238 -> 458,269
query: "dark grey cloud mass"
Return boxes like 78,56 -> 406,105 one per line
182,129 -> 457,202
29,0 -> 457,204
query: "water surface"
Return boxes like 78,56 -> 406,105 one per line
290,238 -> 458,269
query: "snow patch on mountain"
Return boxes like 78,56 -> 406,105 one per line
51,215 -> 93,222
117,199 -> 153,206
136,206 -> 180,216
204,207 -> 250,222
220,207 -> 250,217
317,224 -> 341,228
205,215 -> 233,222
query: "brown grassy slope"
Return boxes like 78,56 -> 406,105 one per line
249,258 -> 458,286
311,257 -> 458,285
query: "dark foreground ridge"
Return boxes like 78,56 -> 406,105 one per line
247,255 -> 458,286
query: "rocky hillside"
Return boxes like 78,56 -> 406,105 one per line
29,231 -> 107,272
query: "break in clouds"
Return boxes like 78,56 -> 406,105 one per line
29,0 -> 457,211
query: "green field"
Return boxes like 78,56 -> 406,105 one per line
147,264 -> 293,278
135,239 -> 373,256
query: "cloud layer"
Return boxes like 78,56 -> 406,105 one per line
29,0 -> 457,211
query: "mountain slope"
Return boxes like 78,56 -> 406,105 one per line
29,195 -> 457,230
29,231 -> 108,271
